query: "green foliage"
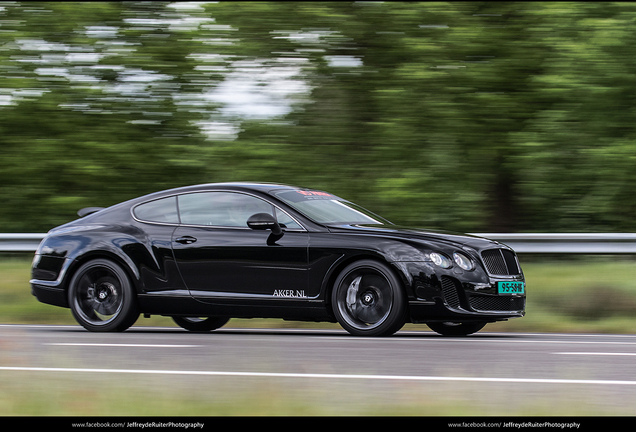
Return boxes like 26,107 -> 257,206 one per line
2,2 -> 636,233
4,255 -> 636,333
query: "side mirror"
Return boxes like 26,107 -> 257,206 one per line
247,213 -> 283,236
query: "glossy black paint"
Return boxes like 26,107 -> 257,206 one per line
30,182 -> 525,333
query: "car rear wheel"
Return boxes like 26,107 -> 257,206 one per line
172,316 -> 230,332
68,259 -> 139,332
427,321 -> 487,336
332,260 -> 407,337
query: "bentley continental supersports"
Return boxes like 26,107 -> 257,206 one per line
31,183 -> 525,336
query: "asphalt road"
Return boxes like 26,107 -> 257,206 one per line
2,324 -> 636,415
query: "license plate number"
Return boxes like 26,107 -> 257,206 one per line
497,281 -> 525,295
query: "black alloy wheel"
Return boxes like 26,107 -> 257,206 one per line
332,260 -> 407,337
68,259 -> 139,332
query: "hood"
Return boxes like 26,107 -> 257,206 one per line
327,223 -> 504,251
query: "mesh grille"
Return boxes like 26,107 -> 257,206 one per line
441,276 -> 461,309
481,249 -> 521,276
469,295 -> 525,312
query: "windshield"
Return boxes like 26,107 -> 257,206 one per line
274,190 -> 388,225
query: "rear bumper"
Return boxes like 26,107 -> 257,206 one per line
31,282 -> 68,308
30,254 -> 72,308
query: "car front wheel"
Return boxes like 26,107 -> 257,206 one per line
172,316 -> 230,332
68,258 -> 139,332
332,260 -> 407,337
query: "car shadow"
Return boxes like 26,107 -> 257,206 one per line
125,326 -> 524,339
34,323 -> 525,338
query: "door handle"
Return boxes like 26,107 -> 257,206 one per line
175,236 -> 197,245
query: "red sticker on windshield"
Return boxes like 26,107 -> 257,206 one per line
297,191 -> 333,198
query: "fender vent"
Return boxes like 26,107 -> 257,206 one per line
441,276 -> 461,309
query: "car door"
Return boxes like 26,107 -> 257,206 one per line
171,191 -> 310,301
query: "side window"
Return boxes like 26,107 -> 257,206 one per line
133,196 -> 179,224
178,192 -> 275,227
274,208 -> 302,230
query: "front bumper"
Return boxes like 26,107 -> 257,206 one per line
409,274 -> 526,323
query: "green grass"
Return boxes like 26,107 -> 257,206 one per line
487,256 -> 636,334
5,254 -> 636,333
3,255 -> 636,416
2,372 -> 623,416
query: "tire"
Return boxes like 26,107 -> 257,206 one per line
68,259 -> 139,332
332,260 -> 407,337
427,321 -> 487,336
172,316 -> 230,332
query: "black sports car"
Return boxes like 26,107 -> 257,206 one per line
31,182 -> 525,336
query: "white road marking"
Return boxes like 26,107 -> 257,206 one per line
411,338 -> 636,347
555,352 -> 636,356
2,366 -> 636,386
44,343 -> 202,348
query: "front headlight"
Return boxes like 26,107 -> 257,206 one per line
453,252 -> 474,271
430,252 -> 452,269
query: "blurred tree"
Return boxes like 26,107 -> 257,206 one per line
514,2 -> 636,232
0,1 -> 219,230
2,1 -> 636,234
205,1 -> 636,233
205,1 -> 548,231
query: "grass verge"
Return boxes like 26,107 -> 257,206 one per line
5,254 -> 636,333
3,255 -> 636,416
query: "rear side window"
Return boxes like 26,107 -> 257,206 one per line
133,196 -> 179,224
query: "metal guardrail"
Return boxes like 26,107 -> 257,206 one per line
0,234 -> 47,253
474,233 -> 636,254
4,232 -> 636,254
